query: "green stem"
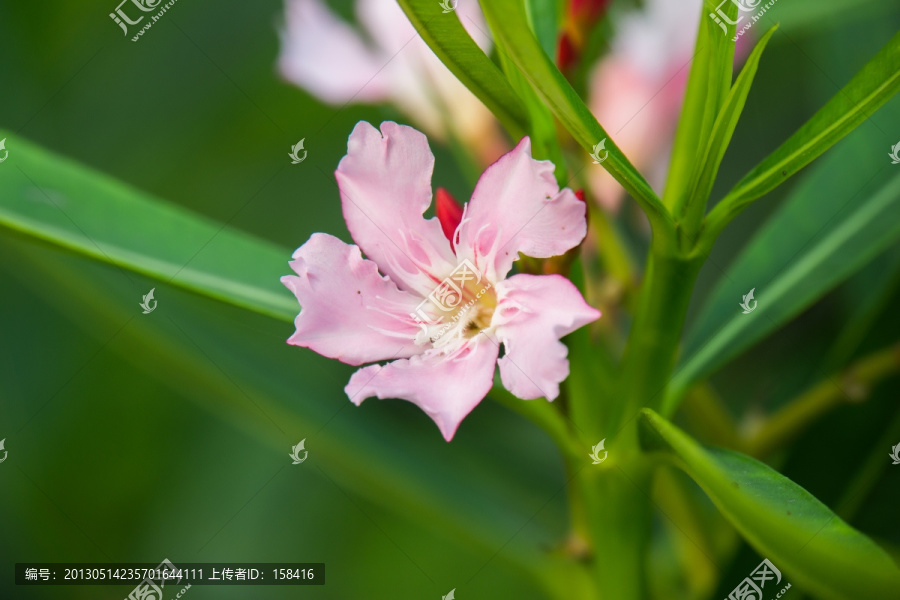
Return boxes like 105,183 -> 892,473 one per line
568,236 -> 703,599
577,424 -> 653,600
617,244 -> 705,429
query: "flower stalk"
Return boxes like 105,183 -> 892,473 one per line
577,447 -> 653,600
618,241 -> 706,428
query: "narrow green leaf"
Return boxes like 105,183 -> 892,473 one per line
696,0 -> 737,141
670,162 -> 900,406
477,0 -> 673,233
683,26 -> 778,229
501,55 -> 567,183
703,30 -> 900,241
0,131 -> 296,321
665,0 -> 738,219
396,0 -> 529,137
639,409 -> 900,600
485,9 -> 565,181
524,0 -> 559,61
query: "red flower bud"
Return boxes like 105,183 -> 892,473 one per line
435,187 -> 464,244
557,33 -> 578,72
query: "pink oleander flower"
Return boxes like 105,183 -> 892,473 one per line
282,121 -> 600,441
278,0 -> 506,165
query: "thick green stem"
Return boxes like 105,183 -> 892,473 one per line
617,245 -> 704,429
577,424 -> 653,600
567,238 -> 704,599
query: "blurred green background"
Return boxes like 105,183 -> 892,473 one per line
1,0 -> 899,598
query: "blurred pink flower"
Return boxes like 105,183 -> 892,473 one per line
282,121 -> 600,440
278,0 -> 505,163
587,0 -> 701,211
558,0 -> 611,72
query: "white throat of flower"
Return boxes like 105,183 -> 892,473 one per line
411,265 -> 497,350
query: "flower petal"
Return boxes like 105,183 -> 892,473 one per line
492,274 -> 600,400
344,335 -> 500,441
336,121 -> 457,296
456,137 -> 587,282
278,0 -> 389,104
281,233 -> 423,366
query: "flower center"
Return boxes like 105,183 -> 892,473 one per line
415,273 -> 497,349
455,280 -> 497,337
